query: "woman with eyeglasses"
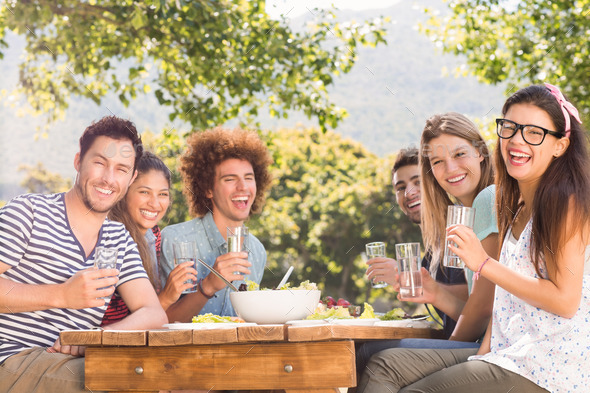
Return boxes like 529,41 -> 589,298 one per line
358,84 -> 589,393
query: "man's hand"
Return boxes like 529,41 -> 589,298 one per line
47,337 -> 86,357
202,252 -> 251,294
159,261 -> 198,310
59,268 -> 119,309
366,257 -> 400,290
397,267 -> 440,303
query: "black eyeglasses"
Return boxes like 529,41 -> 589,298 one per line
496,119 -> 563,146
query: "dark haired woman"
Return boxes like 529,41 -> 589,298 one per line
102,152 -> 197,325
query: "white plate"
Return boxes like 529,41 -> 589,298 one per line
329,318 -> 380,326
164,322 -> 257,330
285,319 -> 329,326
374,319 -> 433,328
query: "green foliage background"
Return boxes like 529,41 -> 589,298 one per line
0,0 -> 387,131
7,0 -> 589,309
423,0 -> 590,123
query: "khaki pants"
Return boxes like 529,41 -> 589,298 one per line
357,348 -> 549,393
0,347 -> 104,393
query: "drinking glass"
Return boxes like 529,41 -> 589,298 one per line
443,206 -> 476,268
227,226 -> 249,277
365,242 -> 388,288
395,242 -> 422,298
94,247 -> 119,299
173,241 -> 197,293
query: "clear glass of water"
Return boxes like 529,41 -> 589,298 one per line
94,247 -> 118,299
366,242 -> 388,288
395,242 -> 422,298
443,205 -> 476,268
173,241 -> 197,293
227,226 -> 249,277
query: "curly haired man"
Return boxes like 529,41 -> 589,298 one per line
159,127 -> 273,321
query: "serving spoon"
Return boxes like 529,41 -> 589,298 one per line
277,266 -> 294,289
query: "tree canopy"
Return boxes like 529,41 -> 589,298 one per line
0,0 -> 387,131
423,0 -> 590,120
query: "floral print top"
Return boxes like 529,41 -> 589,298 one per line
471,219 -> 590,392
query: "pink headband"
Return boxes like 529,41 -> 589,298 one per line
545,83 -> 582,137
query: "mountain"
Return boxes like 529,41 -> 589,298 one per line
0,0 -> 505,201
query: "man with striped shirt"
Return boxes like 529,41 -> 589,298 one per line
0,116 -> 167,392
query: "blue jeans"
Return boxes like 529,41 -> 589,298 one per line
356,339 -> 480,377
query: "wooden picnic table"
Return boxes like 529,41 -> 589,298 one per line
60,323 -> 444,392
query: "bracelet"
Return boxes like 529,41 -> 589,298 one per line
197,279 -> 216,299
473,257 -> 491,280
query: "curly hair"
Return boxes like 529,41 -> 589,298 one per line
180,127 -> 273,217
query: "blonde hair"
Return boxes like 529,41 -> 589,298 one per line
419,112 -> 494,276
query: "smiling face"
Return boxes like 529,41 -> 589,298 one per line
125,169 -> 170,234
501,103 -> 569,188
427,134 -> 484,206
393,164 -> 421,224
74,135 -> 137,214
207,158 -> 257,231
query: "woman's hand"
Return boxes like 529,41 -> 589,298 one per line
159,261 -> 198,310
366,257 -> 399,289
446,224 -> 489,272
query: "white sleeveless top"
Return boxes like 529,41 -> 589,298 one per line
471,219 -> 590,392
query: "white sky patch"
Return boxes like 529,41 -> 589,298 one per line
265,0 -> 402,19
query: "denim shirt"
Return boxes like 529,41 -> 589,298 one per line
159,212 -> 267,316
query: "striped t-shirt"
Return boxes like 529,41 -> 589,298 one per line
0,193 -> 148,363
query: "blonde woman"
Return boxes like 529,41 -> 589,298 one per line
357,114 -> 498,378
417,112 -> 498,342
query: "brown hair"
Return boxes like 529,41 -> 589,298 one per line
79,116 -> 143,170
496,85 -> 590,275
180,127 -> 273,217
109,152 -> 171,289
392,147 -> 419,177
419,112 -> 494,274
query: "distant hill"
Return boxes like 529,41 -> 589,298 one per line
0,0 -> 505,201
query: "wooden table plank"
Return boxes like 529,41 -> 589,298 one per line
102,330 -> 147,346
192,327 -> 238,344
237,324 -> 287,342
60,329 -> 102,346
287,325 -> 444,342
85,341 -> 356,391
148,329 -> 193,346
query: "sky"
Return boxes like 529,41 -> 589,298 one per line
265,0 -> 402,19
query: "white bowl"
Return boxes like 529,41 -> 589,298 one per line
230,289 -> 321,324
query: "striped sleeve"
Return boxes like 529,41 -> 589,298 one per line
0,195 -> 35,267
